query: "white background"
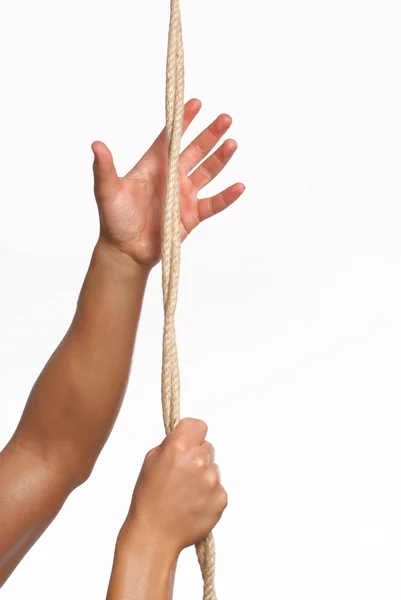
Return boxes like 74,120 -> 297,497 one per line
1,0 -> 401,598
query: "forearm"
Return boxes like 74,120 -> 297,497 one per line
12,237 -> 149,483
0,440 -> 71,585
0,237 -> 148,583
107,526 -> 178,600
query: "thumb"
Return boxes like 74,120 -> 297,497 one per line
92,140 -> 121,201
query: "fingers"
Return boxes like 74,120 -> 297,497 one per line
164,417 -> 208,450
159,418 -> 228,520
205,465 -> 228,515
154,98 -> 202,148
190,139 -> 238,191
132,98 -> 202,175
92,141 -> 121,201
215,484 -> 228,515
179,113 -> 232,174
197,182 -> 246,223
144,446 -> 159,461
196,441 -> 215,467
181,98 -> 203,136
205,464 -> 221,490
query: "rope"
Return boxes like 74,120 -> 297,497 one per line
161,1 -> 217,598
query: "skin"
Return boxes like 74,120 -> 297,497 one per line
107,418 -> 227,600
0,98 -> 244,588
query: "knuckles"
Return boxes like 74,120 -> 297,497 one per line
217,488 -> 228,511
192,453 -> 206,469
205,465 -> 220,489
202,441 -> 215,464
167,434 -> 188,454
144,446 -> 159,461
176,417 -> 208,438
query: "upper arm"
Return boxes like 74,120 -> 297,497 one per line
0,436 -> 73,587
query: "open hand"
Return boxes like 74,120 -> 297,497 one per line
92,99 -> 245,270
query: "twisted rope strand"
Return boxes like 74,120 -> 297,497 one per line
161,1 -> 218,598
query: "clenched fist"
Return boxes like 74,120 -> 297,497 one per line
120,418 -> 227,556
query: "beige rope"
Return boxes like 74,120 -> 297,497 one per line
161,1 -> 217,598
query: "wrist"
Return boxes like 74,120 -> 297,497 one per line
95,236 -> 151,279
108,524 -> 178,600
117,518 -> 180,567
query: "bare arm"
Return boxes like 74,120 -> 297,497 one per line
106,419 -> 227,600
0,98 -> 243,586
107,534 -> 178,600
0,239 -> 148,584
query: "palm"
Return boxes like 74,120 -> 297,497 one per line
93,99 -> 245,269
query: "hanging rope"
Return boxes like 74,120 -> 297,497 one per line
161,1 -> 217,598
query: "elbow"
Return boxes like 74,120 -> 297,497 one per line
11,433 -> 96,491
51,445 -> 97,489
70,454 -> 96,488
